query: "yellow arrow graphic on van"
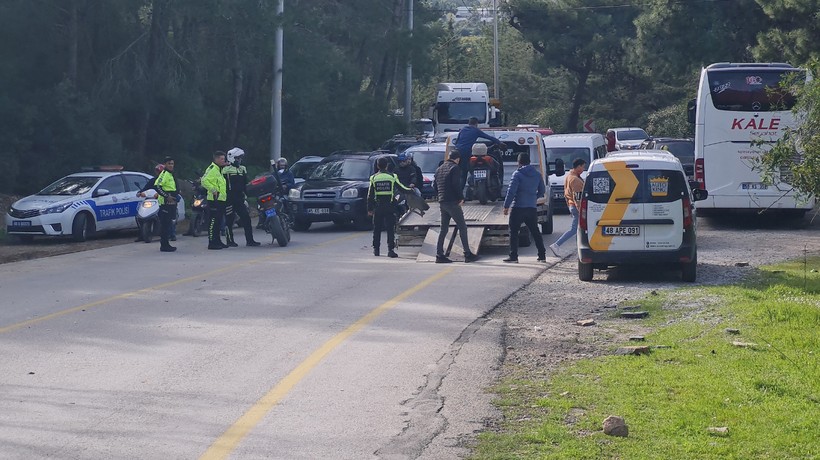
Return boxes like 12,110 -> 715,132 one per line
589,162 -> 639,251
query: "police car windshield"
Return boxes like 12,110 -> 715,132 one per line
38,176 -> 101,196
309,159 -> 372,181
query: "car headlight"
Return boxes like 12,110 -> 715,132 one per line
142,201 -> 155,209
288,188 -> 301,199
341,188 -> 358,198
42,202 -> 73,214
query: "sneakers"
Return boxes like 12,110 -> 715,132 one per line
503,257 -> 518,263
246,241 -> 261,247
537,255 -> 547,263
464,253 -> 480,263
160,246 -> 177,252
387,250 -> 398,258
549,243 -> 561,257
435,255 -> 453,264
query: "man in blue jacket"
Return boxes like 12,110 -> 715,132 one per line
502,153 -> 546,263
454,117 -> 504,191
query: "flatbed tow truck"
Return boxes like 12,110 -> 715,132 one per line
397,128 -> 553,262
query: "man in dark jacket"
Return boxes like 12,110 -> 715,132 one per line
434,150 -> 479,264
502,153 -> 547,263
454,117 -> 504,191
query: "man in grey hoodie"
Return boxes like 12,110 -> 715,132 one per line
502,153 -> 547,263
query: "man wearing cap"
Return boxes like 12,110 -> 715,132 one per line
434,149 -> 479,263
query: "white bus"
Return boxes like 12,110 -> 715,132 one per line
690,62 -> 814,216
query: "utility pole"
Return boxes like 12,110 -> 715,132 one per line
404,0 -> 413,126
492,0 -> 499,101
270,0 -> 284,163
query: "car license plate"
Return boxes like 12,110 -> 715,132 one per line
473,170 -> 487,179
264,208 -> 277,217
553,192 -> 563,199
602,226 -> 640,236
12,221 -> 32,227
306,208 -> 329,215
741,182 -> 769,190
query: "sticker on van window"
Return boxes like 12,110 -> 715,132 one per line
592,177 -> 610,195
649,176 -> 669,197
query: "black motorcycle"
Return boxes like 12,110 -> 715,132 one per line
466,146 -> 503,204
184,178 -> 209,237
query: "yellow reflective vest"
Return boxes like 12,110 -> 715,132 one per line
202,162 -> 226,202
155,170 -> 176,205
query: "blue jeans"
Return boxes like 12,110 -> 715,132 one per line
555,205 -> 579,247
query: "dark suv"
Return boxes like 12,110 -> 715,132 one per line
638,138 -> 695,180
288,151 -> 397,231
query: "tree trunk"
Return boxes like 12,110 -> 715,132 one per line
565,66 -> 590,133
137,0 -> 168,163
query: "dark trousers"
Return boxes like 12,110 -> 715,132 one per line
225,200 -> 255,244
208,200 -> 226,246
437,201 -> 470,256
159,204 -> 176,248
509,207 -> 545,259
372,208 -> 396,251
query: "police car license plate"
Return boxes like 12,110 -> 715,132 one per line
306,208 -> 329,215
602,226 -> 640,236
473,170 -> 487,179
12,221 -> 31,227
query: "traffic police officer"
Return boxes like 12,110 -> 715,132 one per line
154,156 -> 178,253
222,147 -> 261,247
202,151 -> 228,250
367,156 -> 412,258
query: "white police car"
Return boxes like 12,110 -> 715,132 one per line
5,168 -> 154,242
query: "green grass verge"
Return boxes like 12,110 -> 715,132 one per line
475,260 -> 820,460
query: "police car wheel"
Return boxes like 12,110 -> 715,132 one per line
71,212 -> 94,242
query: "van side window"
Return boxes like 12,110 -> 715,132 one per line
594,145 -> 607,159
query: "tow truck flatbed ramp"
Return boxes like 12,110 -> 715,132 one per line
399,202 -> 512,262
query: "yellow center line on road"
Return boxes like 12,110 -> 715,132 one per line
0,233 -> 361,335
199,266 -> 455,460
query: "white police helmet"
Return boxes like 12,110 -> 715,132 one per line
226,147 -> 245,163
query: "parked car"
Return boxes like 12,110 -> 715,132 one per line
288,151 -> 398,231
289,155 -> 323,185
606,127 -> 649,150
5,168 -> 155,242
402,142 -> 447,199
638,138 -> 695,180
380,134 -> 427,155
576,151 -> 707,282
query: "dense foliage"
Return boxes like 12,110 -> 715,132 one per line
1,0 -> 817,195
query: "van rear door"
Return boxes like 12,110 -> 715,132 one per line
585,163 -> 645,252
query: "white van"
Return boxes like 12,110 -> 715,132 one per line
576,151 -> 708,282
544,133 -> 607,212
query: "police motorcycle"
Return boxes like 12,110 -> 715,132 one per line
135,189 -> 185,243
184,177 -> 208,237
465,143 -> 503,205
246,172 -> 291,247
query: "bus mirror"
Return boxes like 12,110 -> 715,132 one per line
692,188 -> 708,202
687,98 -> 696,124
554,158 -> 566,176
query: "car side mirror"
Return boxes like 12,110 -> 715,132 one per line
554,158 -> 566,176
692,188 -> 708,201
687,98 -> 696,124
93,188 -> 110,198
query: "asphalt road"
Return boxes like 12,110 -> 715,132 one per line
0,218 -> 567,459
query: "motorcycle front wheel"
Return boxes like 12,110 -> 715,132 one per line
140,221 -> 154,243
191,213 -> 204,237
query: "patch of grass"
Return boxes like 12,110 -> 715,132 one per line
476,260 -> 820,459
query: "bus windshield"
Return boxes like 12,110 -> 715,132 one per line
707,69 -> 802,112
